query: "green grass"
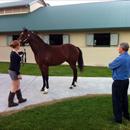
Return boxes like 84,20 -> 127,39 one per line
0,63 -> 116,130
0,62 -> 112,77
0,95 -> 130,130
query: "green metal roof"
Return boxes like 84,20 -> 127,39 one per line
0,1 -> 130,32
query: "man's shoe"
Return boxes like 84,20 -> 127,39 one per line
124,116 -> 130,121
115,120 -> 122,124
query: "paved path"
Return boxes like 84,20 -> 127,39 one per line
0,74 -> 127,113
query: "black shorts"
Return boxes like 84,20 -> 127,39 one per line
8,70 -> 18,80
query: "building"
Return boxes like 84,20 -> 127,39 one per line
0,1 -> 130,66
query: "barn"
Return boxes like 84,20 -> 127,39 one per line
0,0 -> 130,66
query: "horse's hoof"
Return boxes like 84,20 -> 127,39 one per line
43,88 -> 48,94
69,86 -> 73,89
74,82 -> 77,87
41,88 -> 44,91
43,91 -> 48,94
73,84 -> 76,87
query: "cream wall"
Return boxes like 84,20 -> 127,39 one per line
0,35 -> 7,46
0,46 -> 36,63
82,47 -> 118,66
119,31 -> 130,43
69,32 -> 86,47
1,30 -> 130,66
0,47 -> 11,62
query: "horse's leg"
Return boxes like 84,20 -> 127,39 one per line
45,76 -> 49,89
42,65 -> 49,94
41,74 -> 46,91
69,64 -> 77,89
38,64 -> 46,91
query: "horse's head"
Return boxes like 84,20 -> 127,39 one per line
18,28 -> 31,46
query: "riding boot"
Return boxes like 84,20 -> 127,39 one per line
8,92 -> 18,107
16,89 -> 27,103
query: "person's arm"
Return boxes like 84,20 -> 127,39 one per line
109,56 -> 122,70
128,60 -> 130,77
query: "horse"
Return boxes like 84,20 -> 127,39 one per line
18,29 -> 84,94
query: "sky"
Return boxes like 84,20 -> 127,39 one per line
0,0 -> 120,6
45,0 -> 118,6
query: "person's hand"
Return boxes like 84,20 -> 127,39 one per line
18,75 -> 22,79
18,51 -> 24,56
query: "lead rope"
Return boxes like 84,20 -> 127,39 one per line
24,48 -> 27,63
21,47 -> 27,66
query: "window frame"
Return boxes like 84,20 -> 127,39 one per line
86,33 -> 119,47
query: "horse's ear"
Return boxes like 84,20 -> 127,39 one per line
23,28 -> 28,33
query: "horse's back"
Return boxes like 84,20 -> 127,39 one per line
63,43 -> 79,54
37,43 -> 79,66
61,44 -> 80,62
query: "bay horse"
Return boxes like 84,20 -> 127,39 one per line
18,29 -> 84,94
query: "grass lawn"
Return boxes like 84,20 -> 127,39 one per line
0,95 -> 130,130
1,62 -> 123,130
0,62 -> 112,77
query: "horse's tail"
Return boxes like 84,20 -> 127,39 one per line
77,47 -> 84,72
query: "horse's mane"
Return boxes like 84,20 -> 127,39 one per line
30,31 -> 48,46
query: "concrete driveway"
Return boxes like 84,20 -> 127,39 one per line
0,74 -> 123,113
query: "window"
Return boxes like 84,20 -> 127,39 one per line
110,34 -> 119,46
6,35 -> 19,46
7,35 -> 13,45
94,33 -> 110,47
42,34 -> 69,45
86,33 -> 118,47
43,35 -> 49,44
63,35 -> 69,44
12,35 -> 19,40
50,34 -> 63,45
86,34 -> 94,46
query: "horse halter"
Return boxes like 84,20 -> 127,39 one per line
19,32 -> 31,44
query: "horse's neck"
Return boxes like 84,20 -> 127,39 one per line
29,34 -> 46,54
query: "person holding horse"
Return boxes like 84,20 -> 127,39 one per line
8,40 -> 27,107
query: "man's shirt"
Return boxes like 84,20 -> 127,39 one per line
109,52 -> 130,80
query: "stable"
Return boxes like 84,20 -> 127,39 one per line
0,0 -> 130,66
